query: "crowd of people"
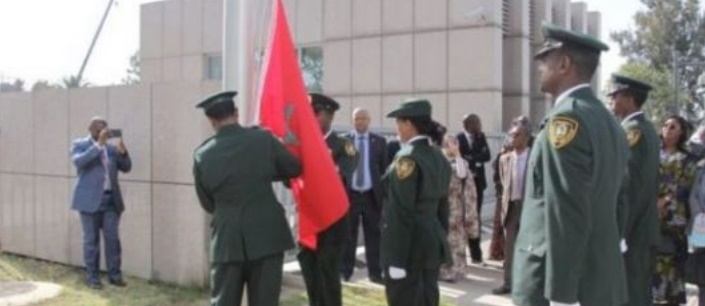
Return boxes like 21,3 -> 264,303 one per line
68,21 -> 705,306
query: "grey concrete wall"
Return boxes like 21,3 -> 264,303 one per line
0,81 -> 219,287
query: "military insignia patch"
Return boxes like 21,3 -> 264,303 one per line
395,157 -> 415,180
345,141 -> 356,156
625,127 -> 641,147
548,116 -> 578,149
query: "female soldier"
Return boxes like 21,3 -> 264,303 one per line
381,98 -> 452,306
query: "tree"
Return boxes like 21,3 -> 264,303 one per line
615,62 -> 688,123
31,80 -> 59,92
122,50 -> 140,85
0,79 -> 25,92
60,75 -> 91,89
611,0 -> 705,121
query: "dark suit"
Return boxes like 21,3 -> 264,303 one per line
71,136 -> 132,285
193,124 -> 302,306
298,131 -> 356,306
456,131 -> 491,261
342,131 -> 387,280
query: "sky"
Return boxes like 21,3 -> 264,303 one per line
0,0 -> 645,88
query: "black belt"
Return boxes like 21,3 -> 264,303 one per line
103,190 -> 113,195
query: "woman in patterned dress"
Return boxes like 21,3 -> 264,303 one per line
653,115 -> 697,306
439,134 -> 480,282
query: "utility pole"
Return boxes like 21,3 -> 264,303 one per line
76,0 -> 114,86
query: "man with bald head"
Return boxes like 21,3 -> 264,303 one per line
342,108 -> 387,283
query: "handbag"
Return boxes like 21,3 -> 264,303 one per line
690,213 -> 705,247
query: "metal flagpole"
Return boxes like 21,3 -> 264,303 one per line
223,0 -> 249,123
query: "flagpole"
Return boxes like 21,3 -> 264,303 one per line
223,0 -> 250,124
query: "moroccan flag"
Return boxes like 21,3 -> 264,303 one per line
257,0 -> 349,250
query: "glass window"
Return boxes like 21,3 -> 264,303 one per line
299,46 -> 323,92
205,54 -> 223,80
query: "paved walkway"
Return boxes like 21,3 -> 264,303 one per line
0,281 -> 61,306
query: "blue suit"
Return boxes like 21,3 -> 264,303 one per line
71,136 -> 132,284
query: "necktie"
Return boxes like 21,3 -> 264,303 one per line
101,149 -> 110,190
355,135 -> 366,189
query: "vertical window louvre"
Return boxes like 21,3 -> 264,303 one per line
529,0 -> 536,43
502,0 -> 510,36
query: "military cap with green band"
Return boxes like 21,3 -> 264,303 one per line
535,22 -> 610,59
196,91 -> 238,117
608,73 -> 653,96
386,98 -> 432,118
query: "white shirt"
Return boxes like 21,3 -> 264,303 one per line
91,138 -> 111,191
512,149 -> 529,201
622,111 -> 644,124
463,131 -> 474,148
554,83 -> 592,107
453,156 -> 468,179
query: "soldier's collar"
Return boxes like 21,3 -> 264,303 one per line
554,83 -> 591,106
622,111 -> 644,124
403,135 -> 431,147
323,129 -> 333,139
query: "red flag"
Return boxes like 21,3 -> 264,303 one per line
257,0 -> 349,250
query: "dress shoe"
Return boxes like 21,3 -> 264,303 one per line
87,282 -> 103,290
369,275 -> 384,285
492,285 -> 511,295
109,279 -> 127,287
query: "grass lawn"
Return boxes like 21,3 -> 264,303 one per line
0,253 -> 455,306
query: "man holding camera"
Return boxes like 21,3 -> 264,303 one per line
70,117 -> 131,290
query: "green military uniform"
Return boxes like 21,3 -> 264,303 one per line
297,93 -> 357,306
512,24 -> 630,306
609,75 -> 661,306
381,99 -> 452,306
193,91 -> 302,306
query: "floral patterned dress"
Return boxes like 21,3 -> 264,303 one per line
652,150 -> 697,305
440,156 -> 480,281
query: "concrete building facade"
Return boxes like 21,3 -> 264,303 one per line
140,0 -> 603,132
0,0 -> 603,287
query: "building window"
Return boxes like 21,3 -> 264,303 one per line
298,46 -> 323,92
205,54 -> 223,80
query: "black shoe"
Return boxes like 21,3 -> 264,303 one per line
109,279 -> 127,287
87,282 -> 103,290
471,259 -> 485,265
369,275 -> 384,285
492,285 -> 511,295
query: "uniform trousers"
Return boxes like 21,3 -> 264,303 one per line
298,244 -> 343,306
210,253 -> 284,306
384,266 -> 440,306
